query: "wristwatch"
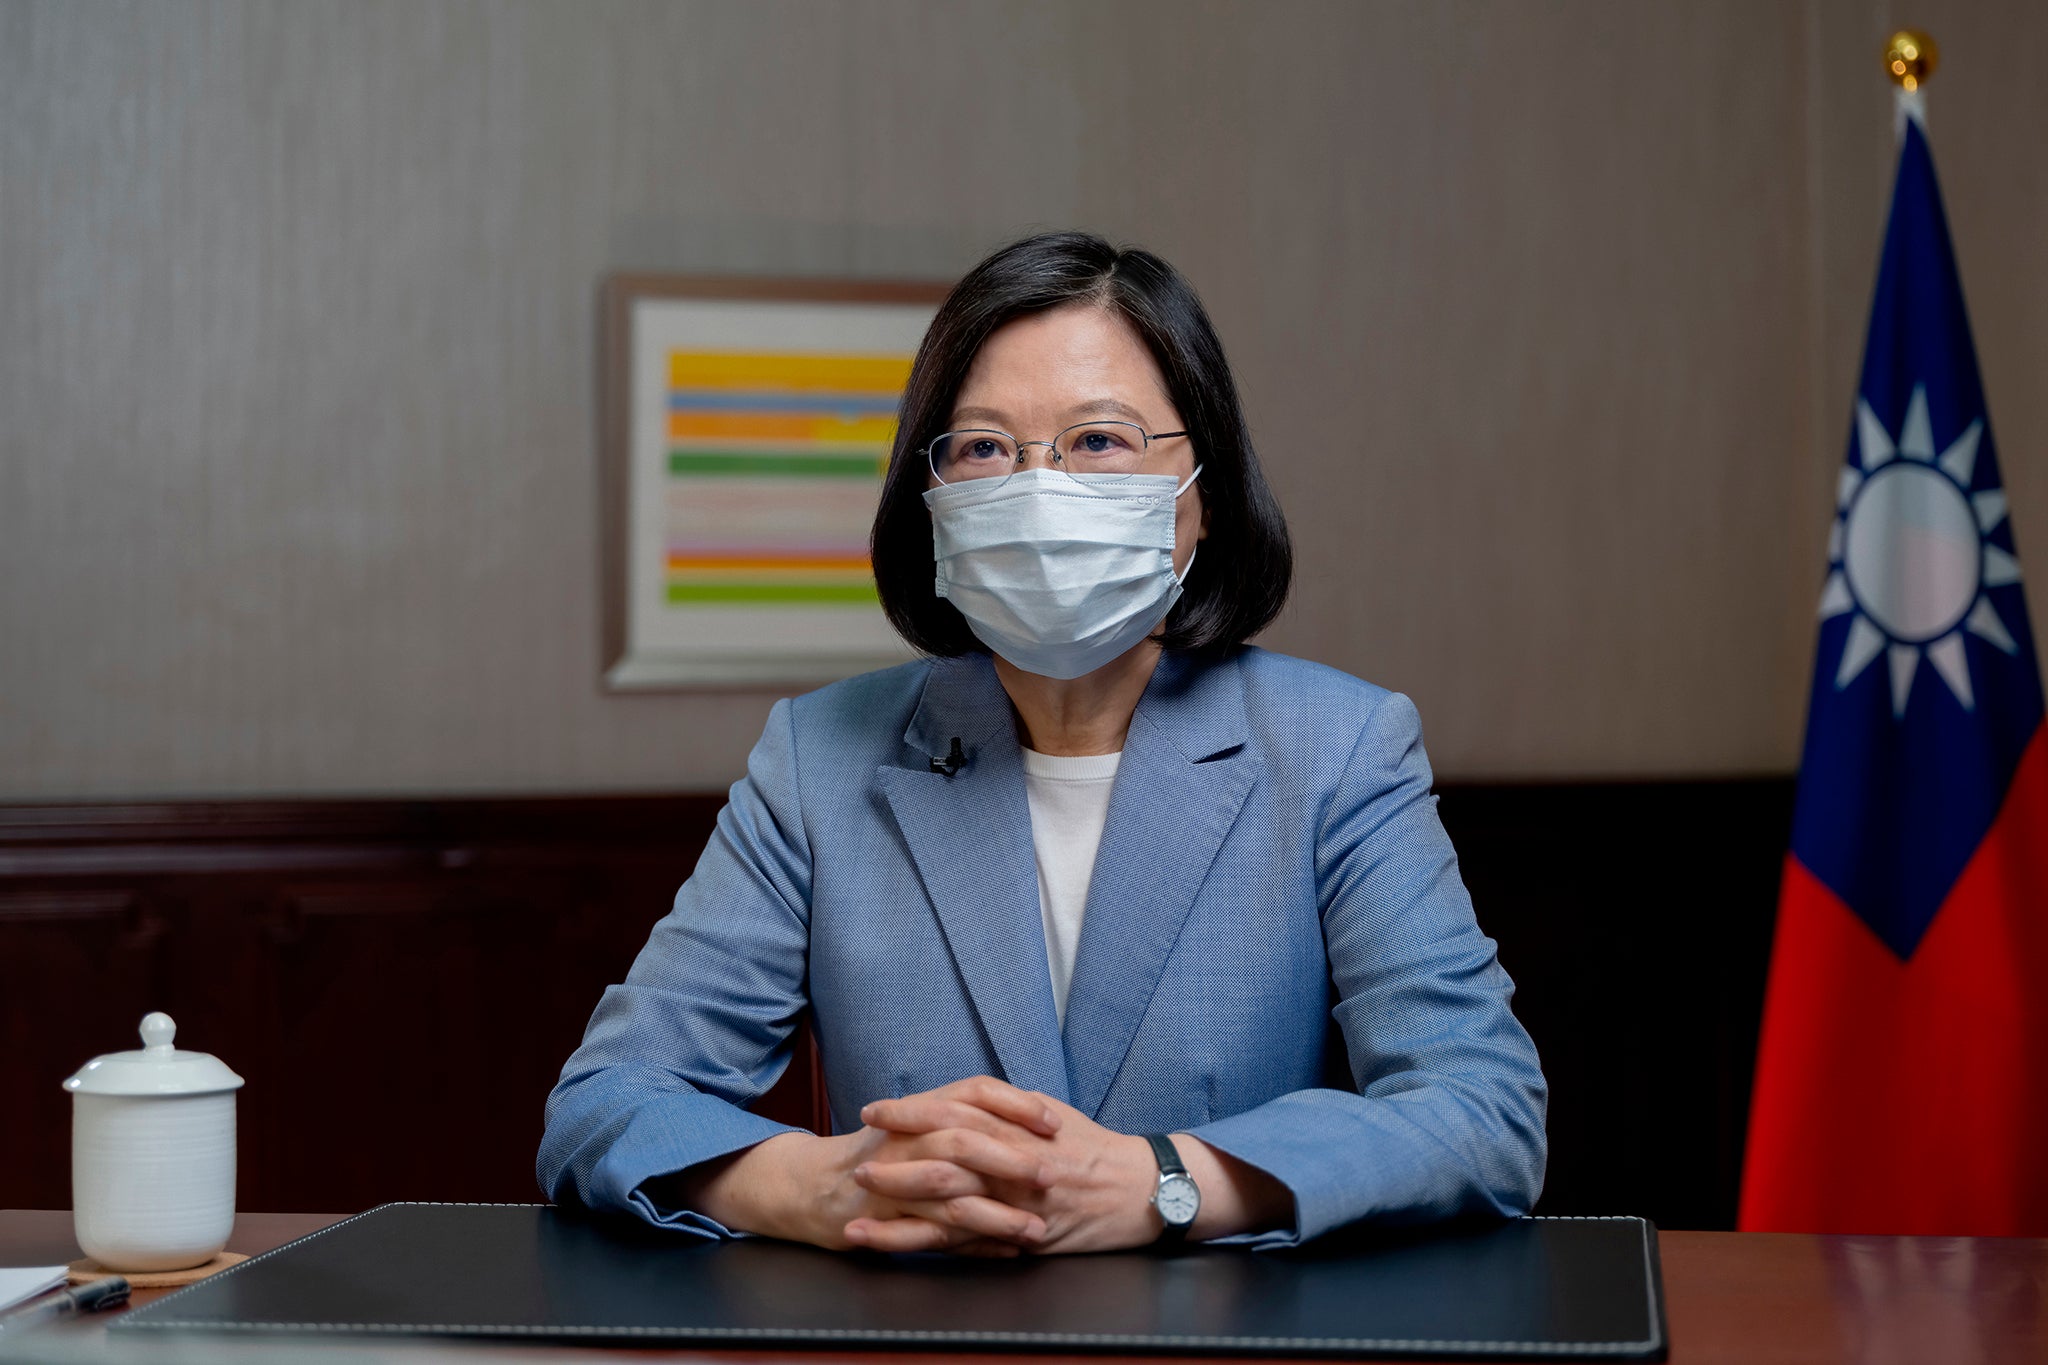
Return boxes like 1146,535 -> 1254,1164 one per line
1145,1133 -> 1200,1241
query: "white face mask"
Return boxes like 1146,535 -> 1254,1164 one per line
922,466 -> 1203,681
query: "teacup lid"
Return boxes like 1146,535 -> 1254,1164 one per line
63,1013 -> 245,1096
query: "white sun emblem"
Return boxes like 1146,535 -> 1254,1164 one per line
1822,383 -> 2021,716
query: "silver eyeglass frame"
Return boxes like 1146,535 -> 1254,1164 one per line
922,420 -> 1190,487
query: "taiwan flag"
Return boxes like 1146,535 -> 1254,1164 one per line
1739,105 -> 2048,1236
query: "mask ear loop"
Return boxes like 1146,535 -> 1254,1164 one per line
1171,464 -> 1203,586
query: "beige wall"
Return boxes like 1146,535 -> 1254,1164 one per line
2,0 -> 2040,797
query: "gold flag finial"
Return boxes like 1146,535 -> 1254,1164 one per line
1884,30 -> 1938,92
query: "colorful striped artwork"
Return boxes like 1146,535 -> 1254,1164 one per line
663,349 -> 909,608
610,284 -> 941,689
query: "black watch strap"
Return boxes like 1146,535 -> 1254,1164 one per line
1145,1133 -> 1193,1242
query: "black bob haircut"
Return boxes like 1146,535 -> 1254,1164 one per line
870,231 -> 1292,659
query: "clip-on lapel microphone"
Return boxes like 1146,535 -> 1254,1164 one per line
929,737 -> 966,777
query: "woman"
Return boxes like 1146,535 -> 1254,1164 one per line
539,232 -> 1545,1255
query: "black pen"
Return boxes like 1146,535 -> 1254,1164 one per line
0,1277 -> 131,1332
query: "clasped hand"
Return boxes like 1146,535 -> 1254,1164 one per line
823,1076 -> 1162,1255
682,1074 -> 1282,1252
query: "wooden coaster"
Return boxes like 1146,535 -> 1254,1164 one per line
68,1251 -> 247,1287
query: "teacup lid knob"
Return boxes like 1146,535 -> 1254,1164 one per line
63,1011 -> 244,1096
140,1013 -> 176,1054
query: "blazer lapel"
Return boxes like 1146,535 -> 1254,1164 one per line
1061,650 -> 1260,1118
874,658 -> 1071,1103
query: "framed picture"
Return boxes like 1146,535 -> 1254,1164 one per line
601,274 -> 950,689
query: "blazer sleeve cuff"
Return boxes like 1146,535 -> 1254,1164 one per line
1184,1110 -> 1312,1249
1189,1087 -> 1537,1247
589,1096 -> 804,1239
624,1189 -> 747,1241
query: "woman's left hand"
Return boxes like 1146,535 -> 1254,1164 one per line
851,1076 -> 1163,1253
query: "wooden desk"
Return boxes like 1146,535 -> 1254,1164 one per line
2,1210 -> 2042,1362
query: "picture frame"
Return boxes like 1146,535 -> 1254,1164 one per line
600,273 -> 950,689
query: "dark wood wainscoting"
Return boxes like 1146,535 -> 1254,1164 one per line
1435,780 -> 1794,1232
0,779 -> 1792,1229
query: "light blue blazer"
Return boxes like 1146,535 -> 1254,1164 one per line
538,647 -> 1546,1246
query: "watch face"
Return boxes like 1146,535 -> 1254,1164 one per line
1156,1172 -> 1200,1226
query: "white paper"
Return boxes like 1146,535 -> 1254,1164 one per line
0,1266 -> 66,1313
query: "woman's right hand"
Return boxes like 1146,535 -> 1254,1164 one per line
675,1084 -> 1064,1253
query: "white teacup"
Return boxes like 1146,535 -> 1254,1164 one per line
65,1013 -> 245,1272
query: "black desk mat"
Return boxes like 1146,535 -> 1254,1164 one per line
115,1202 -> 1667,1359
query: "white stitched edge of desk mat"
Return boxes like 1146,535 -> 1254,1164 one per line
114,1203 -> 1667,1358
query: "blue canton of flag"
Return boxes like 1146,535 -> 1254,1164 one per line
1790,114 -> 2044,962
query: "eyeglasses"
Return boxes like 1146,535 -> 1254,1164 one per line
923,420 -> 1189,487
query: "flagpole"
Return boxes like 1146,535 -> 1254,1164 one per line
1885,29 -> 1937,136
